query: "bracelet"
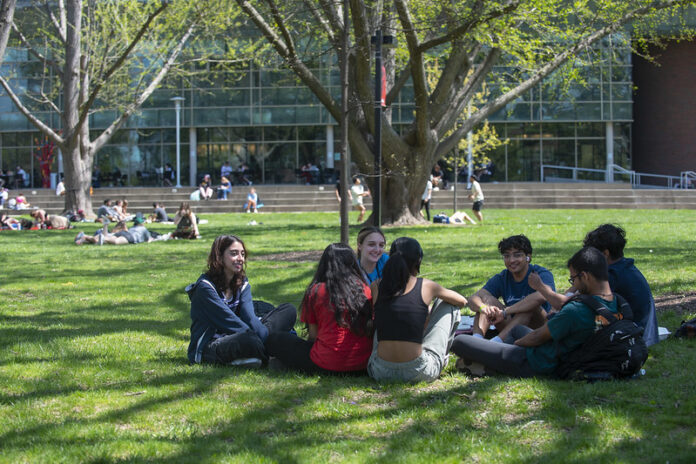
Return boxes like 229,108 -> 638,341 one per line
502,309 -> 508,319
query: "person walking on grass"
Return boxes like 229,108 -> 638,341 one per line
367,237 -> 467,383
187,235 -> 297,367
265,243 -> 374,374
421,175 -> 433,221
350,177 -> 370,223
468,174 -> 484,224
245,187 -> 259,213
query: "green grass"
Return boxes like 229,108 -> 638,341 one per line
1,209 -> 695,463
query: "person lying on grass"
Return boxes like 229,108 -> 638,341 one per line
367,237 -> 467,383
74,215 -> 153,245
451,246 -> 620,377
266,243 -> 374,374
187,235 -> 296,367
467,234 -> 555,342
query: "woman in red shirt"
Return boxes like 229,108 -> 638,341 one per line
266,243 -> 374,373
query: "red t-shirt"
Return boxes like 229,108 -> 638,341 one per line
301,282 -> 373,371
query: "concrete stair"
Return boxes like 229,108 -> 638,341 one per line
3,182 -> 696,217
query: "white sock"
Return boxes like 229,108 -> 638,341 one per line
491,336 -> 503,343
473,333 -> 484,339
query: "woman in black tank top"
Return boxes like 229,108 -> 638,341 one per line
368,237 -> 468,383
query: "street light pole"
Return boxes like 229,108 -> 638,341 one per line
171,96 -> 184,188
373,29 -> 383,227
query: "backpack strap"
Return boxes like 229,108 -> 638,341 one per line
614,293 -> 634,321
572,294 -> 619,325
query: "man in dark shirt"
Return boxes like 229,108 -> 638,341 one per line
583,224 -> 659,346
452,247 -> 620,377
468,235 -> 555,341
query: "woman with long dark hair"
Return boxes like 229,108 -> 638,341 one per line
368,237 -> 467,382
172,202 -> 200,239
266,243 -> 374,373
187,235 -> 296,367
356,226 -> 389,284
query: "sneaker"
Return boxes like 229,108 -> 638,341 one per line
456,357 -> 487,377
74,231 -> 85,244
229,357 -> 263,368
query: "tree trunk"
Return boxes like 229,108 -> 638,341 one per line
359,136 -> 435,226
62,142 -> 94,214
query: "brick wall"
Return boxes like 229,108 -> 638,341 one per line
632,40 -> 696,176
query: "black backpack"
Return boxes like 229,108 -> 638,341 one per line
555,294 -> 648,381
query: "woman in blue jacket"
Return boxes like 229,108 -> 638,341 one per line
187,234 -> 296,366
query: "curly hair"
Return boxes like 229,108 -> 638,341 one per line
583,224 -> 626,260
206,235 -> 247,295
301,243 -> 373,337
498,234 -> 532,255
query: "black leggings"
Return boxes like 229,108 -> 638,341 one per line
202,302 -> 298,364
421,199 -> 431,221
265,331 -> 367,376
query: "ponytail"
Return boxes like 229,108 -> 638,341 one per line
375,237 -> 423,310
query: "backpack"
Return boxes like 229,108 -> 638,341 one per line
555,294 -> 648,381
674,317 -> 696,338
433,213 -> 449,224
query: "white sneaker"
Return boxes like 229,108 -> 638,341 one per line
456,357 -> 487,377
229,357 -> 263,368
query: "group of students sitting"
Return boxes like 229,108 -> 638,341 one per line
187,224 -> 658,381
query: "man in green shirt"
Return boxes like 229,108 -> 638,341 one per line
451,246 -> 619,377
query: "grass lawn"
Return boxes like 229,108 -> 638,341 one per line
1,209 -> 695,463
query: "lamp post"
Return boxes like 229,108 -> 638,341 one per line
371,31 -> 393,227
170,96 -> 184,188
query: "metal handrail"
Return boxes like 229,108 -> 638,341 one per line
634,172 -> 682,189
541,163 -> 689,189
541,164 -> 614,182
609,164 -> 635,186
680,171 -> 696,189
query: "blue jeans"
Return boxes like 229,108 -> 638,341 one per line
368,299 -> 461,383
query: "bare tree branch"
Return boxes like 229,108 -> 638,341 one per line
0,76 -> 65,147
418,0 -> 520,53
386,62 -> 411,106
265,0 -> 296,56
393,0 -> 429,145
435,1 -> 671,158
303,0 -> 338,45
235,0 -> 341,119
91,21 -> 196,153
10,22 -> 64,76
76,2 -> 169,133
435,47 -> 500,137
0,0 -> 17,65
44,0 -> 67,43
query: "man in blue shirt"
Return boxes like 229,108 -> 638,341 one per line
468,235 -> 556,341
452,247 -> 620,377
583,224 -> 659,346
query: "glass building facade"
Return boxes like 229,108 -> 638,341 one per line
0,32 -> 633,187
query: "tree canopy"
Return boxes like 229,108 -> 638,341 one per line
235,0 -> 695,224
0,0 -> 225,213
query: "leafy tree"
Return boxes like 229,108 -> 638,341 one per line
0,0 -> 213,214
235,0 -> 695,224
0,0 -> 16,67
